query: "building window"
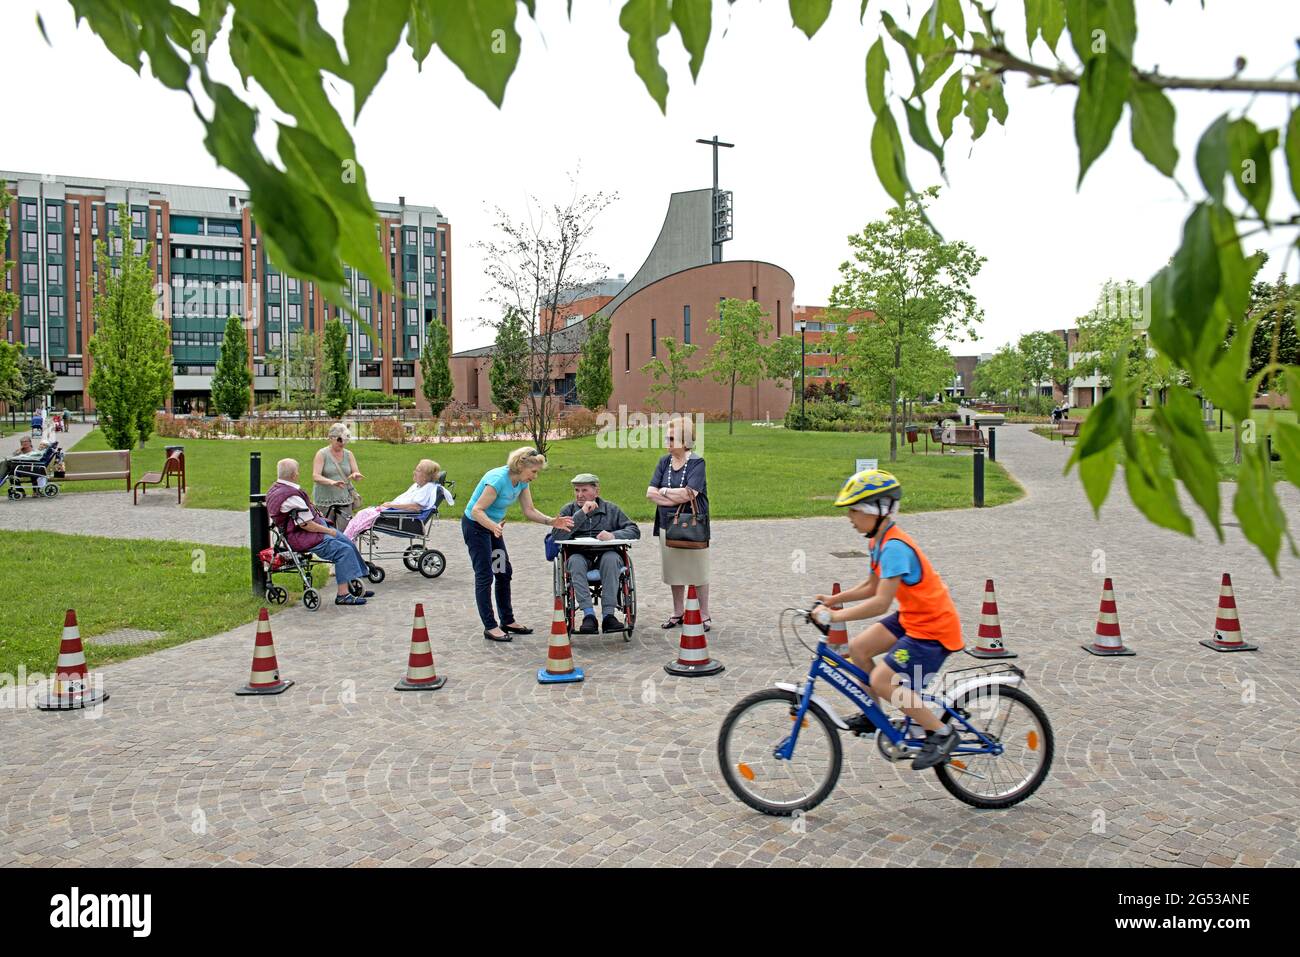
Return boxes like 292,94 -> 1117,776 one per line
683,305 -> 691,343
777,300 -> 781,336
108,207 -> 120,227
356,277 -> 370,297
72,205 -> 80,229
21,201 -> 37,221
407,335 -> 418,351
23,263 -> 38,285
47,264 -> 62,285
23,294 -> 39,314
267,330 -> 281,349
651,318 -> 657,356
625,333 -> 630,372
46,204 -> 63,223
404,228 -> 416,246
268,274 -> 280,293
288,303 -> 300,321
47,233 -> 64,254
133,238 -> 145,256
287,277 -> 300,294
267,304 -> 281,322
23,327 -> 40,347
22,232 -> 38,253
404,280 -> 417,297
48,297 -> 64,317
132,209 -> 147,228
359,334 -> 370,352
423,282 -> 435,298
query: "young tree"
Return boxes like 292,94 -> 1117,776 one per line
971,345 -> 1025,404
0,342 -> 20,408
575,313 -> 613,410
765,334 -> 805,397
1075,280 -> 1157,403
18,354 -> 57,412
1018,331 -> 1067,406
1246,274 -> 1299,395
0,188 -> 22,408
641,337 -> 700,414
210,315 -> 252,419
478,183 -> 615,454
420,318 -> 454,416
322,317 -> 352,417
706,298 -> 771,435
266,331 -> 325,417
88,203 -> 172,449
829,187 -> 984,460
488,307 -> 529,416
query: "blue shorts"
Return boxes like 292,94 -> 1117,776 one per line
879,613 -> 952,689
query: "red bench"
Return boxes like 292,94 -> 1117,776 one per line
134,449 -> 186,505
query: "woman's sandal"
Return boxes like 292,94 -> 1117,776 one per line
660,614 -> 684,629
483,629 -> 512,642
501,623 -> 533,635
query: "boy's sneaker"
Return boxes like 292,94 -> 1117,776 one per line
911,728 -> 958,770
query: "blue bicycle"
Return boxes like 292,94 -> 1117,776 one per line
718,608 -> 1054,813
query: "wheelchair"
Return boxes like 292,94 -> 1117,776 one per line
259,520 -> 381,612
551,539 -> 637,641
352,475 -> 453,581
2,443 -> 63,500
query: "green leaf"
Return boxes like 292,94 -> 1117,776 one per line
1073,48 -> 1130,186
1287,107 -> 1300,207
1209,203 -> 1252,323
228,0 -> 346,77
936,70 -> 963,141
988,75 -> 1008,125
939,0 -> 964,36
1227,117 -> 1274,221
789,0 -> 832,38
865,36 -> 887,115
1069,387 -> 1126,463
879,11 -> 920,91
1169,203 -> 1221,359
35,12 -> 50,45
914,38 -> 956,97
1152,386 -> 1222,540
869,107 -> 912,206
903,100 -> 945,174
672,0 -> 712,81
1196,113 -> 1230,203
408,1 -> 436,66
860,0 -> 871,24
620,0 -> 672,113
68,0 -> 143,72
1199,322 -> 1253,421
1102,0 -> 1136,61
1128,80 -> 1177,177
1233,444 -> 1285,573
1041,0 -> 1065,52
1066,0 -> 1134,63
343,0 -> 410,118
1076,442 -> 1117,515
427,0 -> 521,107
1273,420 -> 1300,491
1123,430 -> 1194,537
1024,0 -> 1043,50
964,81 -> 990,140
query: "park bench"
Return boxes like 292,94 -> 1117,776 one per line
60,449 -> 131,488
134,448 -> 186,505
1053,420 -> 1082,442
926,424 -> 987,453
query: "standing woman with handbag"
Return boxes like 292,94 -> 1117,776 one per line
313,422 -> 364,527
646,415 -> 712,632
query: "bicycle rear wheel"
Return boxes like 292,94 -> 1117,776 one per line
935,685 -> 1053,809
718,688 -> 842,816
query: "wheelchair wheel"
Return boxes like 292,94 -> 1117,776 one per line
366,562 -> 386,584
418,549 -> 445,579
272,586 -> 288,605
7,487 -> 23,501
348,579 -> 365,597
302,588 -> 321,611
621,573 -> 636,640
43,484 -> 59,498
403,547 -> 421,572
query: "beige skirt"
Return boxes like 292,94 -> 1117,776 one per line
658,533 -> 711,586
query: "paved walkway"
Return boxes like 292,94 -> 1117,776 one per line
1,422 -> 1298,867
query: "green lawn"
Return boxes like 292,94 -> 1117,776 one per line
0,531 -> 317,678
66,423 -> 1024,517
1033,409 -> 1296,481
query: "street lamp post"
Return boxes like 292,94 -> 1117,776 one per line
795,320 -> 806,429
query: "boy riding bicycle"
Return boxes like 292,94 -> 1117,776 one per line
812,469 -> 965,770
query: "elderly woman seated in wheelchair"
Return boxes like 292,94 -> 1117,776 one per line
342,458 -> 454,581
548,472 -> 640,638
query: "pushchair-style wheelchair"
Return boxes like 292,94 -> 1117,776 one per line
259,520 -> 381,612
550,538 -> 637,641
352,476 -> 454,581
2,443 -> 64,500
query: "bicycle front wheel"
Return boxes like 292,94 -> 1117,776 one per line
717,688 -> 842,816
935,684 -> 1053,809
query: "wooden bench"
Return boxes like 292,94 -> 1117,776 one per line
1053,420 -> 1082,441
134,449 -> 186,505
926,424 -> 987,453
60,449 -> 131,488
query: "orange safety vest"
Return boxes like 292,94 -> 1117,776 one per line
869,524 -> 964,652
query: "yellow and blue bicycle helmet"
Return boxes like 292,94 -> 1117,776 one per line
834,468 -> 902,513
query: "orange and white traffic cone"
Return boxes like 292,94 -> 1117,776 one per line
235,608 -> 294,695
37,609 -> 108,710
1082,578 -> 1135,656
825,582 -> 849,653
1200,573 -> 1257,652
664,585 -> 724,677
538,595 -> 584,684
395,602 -> 447,690
967,579 -> 1017,659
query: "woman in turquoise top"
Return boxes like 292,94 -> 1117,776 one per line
462,446 -> 574,641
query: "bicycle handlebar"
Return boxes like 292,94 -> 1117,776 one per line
800,604 -> 832,637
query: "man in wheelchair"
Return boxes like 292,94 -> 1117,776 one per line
551,473 -> 640,633
266,458 -> 376,607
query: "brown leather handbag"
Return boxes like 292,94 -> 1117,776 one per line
665,496 -> 710,549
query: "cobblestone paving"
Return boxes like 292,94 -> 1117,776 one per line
1,422 -> 1298,867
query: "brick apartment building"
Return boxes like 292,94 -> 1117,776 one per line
2,171 -> 451,412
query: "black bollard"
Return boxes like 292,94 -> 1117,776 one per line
988,427 -> 997,462
249,452 -> 269,598
973,447 -> 985,508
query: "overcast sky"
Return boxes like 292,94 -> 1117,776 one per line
4,1 -> 1297,354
